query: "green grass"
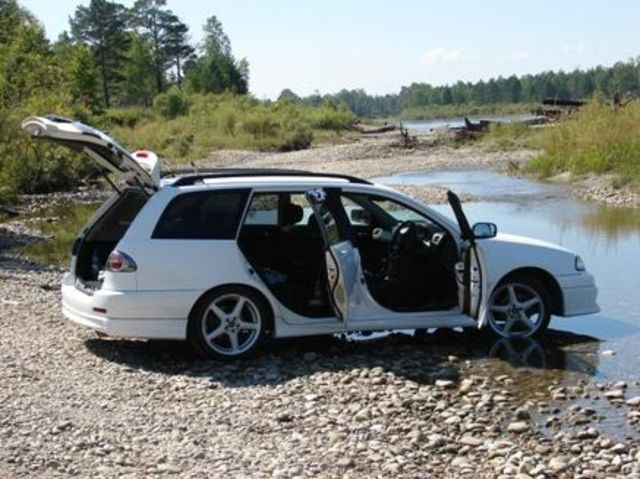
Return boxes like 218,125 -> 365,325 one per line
526,99 -> 640,188
108,93 -> 355,163
478,122 -> 539,151
18,202 -> 99,265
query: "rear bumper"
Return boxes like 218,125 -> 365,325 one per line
61,274 -> 191,340
557,272 -> 600,317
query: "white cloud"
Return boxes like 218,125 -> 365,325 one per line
507,50 -> 530,60
562,43 -> 585,53
420,47 -> 466,66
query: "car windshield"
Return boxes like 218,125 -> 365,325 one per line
342,193 -> 436,229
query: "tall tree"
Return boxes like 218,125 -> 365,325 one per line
120,32 -> 155,106
131,0 -> 167,93
186,15 -> 249,94
202,15 -> 231,57
163,12 -> 194,88
70,0 -> 129,107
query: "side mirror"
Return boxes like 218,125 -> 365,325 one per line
472,222 -> 497,239
350,208 -> 371,225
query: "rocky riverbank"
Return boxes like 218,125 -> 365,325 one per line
199,137 -> 535,205
2,136 -> 640,477
1,259 -> 640,478
204,136 -> 640,208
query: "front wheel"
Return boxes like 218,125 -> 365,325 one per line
188,286 -> 272,360
486,275 -> 551,339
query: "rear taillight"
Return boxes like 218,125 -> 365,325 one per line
107,251 -> 137,273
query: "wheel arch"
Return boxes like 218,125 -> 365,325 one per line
495,267 -> 564,315
187,283 -> 276,336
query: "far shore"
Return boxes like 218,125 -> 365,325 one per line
197,135 -> 639,208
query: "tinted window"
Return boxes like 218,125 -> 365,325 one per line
243,193 -> 311,226
153,189 -> 249,239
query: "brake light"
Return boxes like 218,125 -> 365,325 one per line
107,251 -> 137,273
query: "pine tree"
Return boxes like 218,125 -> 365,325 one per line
70,0 -> 129,107
163,12 -> 195,89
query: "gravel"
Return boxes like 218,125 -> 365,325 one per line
2,258 -> 640,477
202,137 -> 535,183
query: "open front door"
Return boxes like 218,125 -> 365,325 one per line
305,189 -> 358,322
447,191 -> 483,321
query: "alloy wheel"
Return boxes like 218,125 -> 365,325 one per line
201,293 -> 262,356
487,282 -> 545,338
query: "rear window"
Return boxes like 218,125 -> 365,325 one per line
152,189 -> 250,239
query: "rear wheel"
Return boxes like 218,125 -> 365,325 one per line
486,275 -> 551,339
188,286 -> 272,360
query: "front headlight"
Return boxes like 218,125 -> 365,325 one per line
575,255 -> 586,271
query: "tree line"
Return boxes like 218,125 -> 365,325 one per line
2,0 -> 249,112
281,59 -> 640,118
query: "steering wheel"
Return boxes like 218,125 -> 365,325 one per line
386,221 -> 418,280
390,221 -> 418,256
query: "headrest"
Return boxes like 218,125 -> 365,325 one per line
279,203 -> 303,227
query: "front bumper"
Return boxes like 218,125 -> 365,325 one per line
557,272 -> 600,316
61,274 -> 190,340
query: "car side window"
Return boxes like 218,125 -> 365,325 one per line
152,189 -> 250,239
243,193 -> 311,226
244,194 -> 279,225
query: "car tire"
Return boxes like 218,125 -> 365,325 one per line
188,286 -> 272,360
485,274 -> 551,339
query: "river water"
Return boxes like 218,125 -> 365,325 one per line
401,114 -> 544,132
376,169 -> 640,379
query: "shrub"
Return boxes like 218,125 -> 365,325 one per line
278,126 -> 314,152
241,111 -> 280,138
103,107 -> 153,128
153,88 -> 189,119
527,99 -> 640,186
309,105 -> 355,131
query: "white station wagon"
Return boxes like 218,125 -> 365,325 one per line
22,116 -> 599,359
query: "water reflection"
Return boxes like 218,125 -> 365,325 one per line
580,204 -> 640,239
413,328 -> 599,374
488,335 -> 598,375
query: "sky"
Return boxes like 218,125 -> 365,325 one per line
20,0 -> 640,99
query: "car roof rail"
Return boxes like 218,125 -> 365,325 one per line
168,168 -> 373,186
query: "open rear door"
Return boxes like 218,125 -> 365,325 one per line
305,189 -> 358,322
21,115 -> 159,190
447,191 -> 482,321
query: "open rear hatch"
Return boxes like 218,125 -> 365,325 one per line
21,115 -> 160,291
21,115 -> 159,190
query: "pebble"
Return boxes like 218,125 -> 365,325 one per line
507,422 -> 529,434
604,389 -> 625,400
548,457 -> 567,472
626,396 -> 640,407
435,379 -> 455,389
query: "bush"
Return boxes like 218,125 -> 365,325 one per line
103,107 -> 153,128
0,93 -> 96,201
278,126 -> 314,152
241,111 -> 279,138
479,122 -> 535,151
309,104 -> 354,131
527,99 -> 640,186
153,88 -> 189,119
